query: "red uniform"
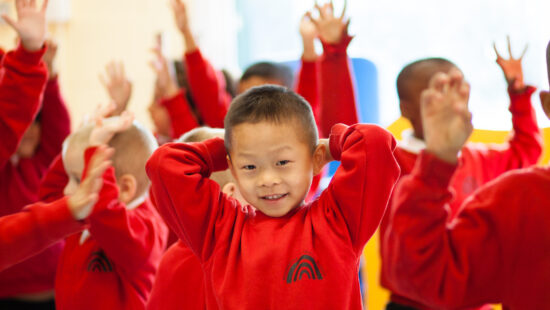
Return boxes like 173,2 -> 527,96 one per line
147,241 -> 209,310
380,86 -> 543,309
49,148 -> 168,310
0,197 -> 83,272
385,151 -> 550,310
147,123 -> 400,310
0,44 -> 72,297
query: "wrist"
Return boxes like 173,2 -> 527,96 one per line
302,40 -> 317,61
183,32 -> 197,53
425,146 -> 459,164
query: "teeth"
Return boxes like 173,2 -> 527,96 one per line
264,194 -> 285,200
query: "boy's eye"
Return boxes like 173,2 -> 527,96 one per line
276,160 -> 290,166
242,165 -> 256,171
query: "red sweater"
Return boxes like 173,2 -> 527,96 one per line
54,148 -> 169,310
159,89 -> 200,139
147,241 -> 212,310
0,197 -> 83,272
385,151 -> 550,309
0,46 -> 72,297
146,123 -> 400,310
380,86 -> 542,308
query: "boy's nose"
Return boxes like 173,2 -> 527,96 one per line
258,169 -> 281,187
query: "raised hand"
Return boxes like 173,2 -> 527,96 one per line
149,45 -> 179,99
308,0 -> 349,44
42,39 -> 57,78
89,111 -> 134,147
422,69 -> 473,163
99,61 -> 133,116
2,0 -> 49,52
300,13 -> 318,61
67,146 -> 114,220
170,0 -> 197,52
493,36 -> 528,92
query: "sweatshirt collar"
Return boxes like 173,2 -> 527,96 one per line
397,129 -> 426,154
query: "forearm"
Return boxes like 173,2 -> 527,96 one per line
0,44 -> 48,166
38,154 -> 69,202
319,35 -> 358,137
295,59 -> 320,126
0,197 -> 84,271
184,49 -> 229,128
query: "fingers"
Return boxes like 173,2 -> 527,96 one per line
493,42 -> 502,60
428,72 -> 450,92
340,0 -> 347,20
519,44 -> 528,60
305,11 -> 319,29
1,14 -> 17,30
41,0 -> 49,12
507,35 -> 513,59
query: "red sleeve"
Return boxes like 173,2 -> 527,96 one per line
318,35 -> 359,138
384,151 -> 516,308
32,76 -> 71,168
0,197 -> 84,271
38,154 -> 68,203
81,147 -> 167,274
0,44 -> 48,168
146,138 -> 237,260
320,123 -> 400,254
295,59 -> 320,126
160,89 -> 200,139
184,49 -> 231,128
473,86 -> 542,177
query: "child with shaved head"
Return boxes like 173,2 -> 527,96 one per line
39,113 -> 168,310
147,85 -> 400,309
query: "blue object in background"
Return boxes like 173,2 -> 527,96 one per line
281,58 -> 380,177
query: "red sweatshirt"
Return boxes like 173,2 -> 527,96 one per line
380,86 -> 543,309
159,89 -> 200,139
319,34 -> 359,138
54,148 -> 169,310
0,46 -> 72,297
146,123 -> 400,310
0,197 -> 83,272
385,151 -> 550,310
147,241 -> 212,310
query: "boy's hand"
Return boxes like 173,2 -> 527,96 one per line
42,39 -> 57,78
67,146 -> 114,220
493,36 -> 527,93
300,13 -> 318,61
308,0 -> 349,44
149,46 -> 179,99
2,0 -> 49,52
100,61 -> 133,116
89,111 -> 134,147
170,0 -> 191,34
422,69 -> 473,164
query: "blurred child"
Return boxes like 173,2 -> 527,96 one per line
147,85 -> 400,309
0,146 -> 113,272
147,126 -> 249,310
0,1 -> 73,308
39,113 -> 168,309
380,39 -> 542,310
385,68 -> 550,310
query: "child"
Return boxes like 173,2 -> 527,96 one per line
147,85 -> 400,309
384,68 -> 550,310
380,39 -> 542,310
147,126 -> 249,310
0,146 -> 113,271
0,0 -> 72,307
40,114 -> 168,309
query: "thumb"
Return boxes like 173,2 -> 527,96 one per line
2,14 -> 18,31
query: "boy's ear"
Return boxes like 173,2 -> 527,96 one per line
540,91 -> 550,119
313,144 -> 326,176
118,174 -> 137,204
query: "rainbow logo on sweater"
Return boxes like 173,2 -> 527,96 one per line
87,251 -> 113,273
286,255 -> 323,284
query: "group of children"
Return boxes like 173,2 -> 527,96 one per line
0,0 -> 548,309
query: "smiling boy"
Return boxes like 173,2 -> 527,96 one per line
147,85 -> 400,309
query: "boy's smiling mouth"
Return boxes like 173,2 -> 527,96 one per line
261,193 -> 289,201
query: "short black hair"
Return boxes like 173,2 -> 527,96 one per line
396,58 -> 457,101
240,62 -> 294,89
224,85 -> 318,152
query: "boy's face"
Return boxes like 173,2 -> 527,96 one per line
227,120 -> 315,217
62,138 -> 86,196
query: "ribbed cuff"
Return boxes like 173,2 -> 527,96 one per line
13,43 -> 47,65
509,85 -> 536,114
413,151 -> 458,188
328,123 -> 348,161
205,137 -> 229,172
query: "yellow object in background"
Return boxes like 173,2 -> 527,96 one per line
363,117 -> 550,310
